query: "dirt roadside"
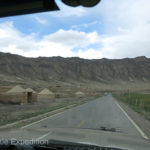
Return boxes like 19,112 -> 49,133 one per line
0,96 -> 97,130
0,104 -> 75,130
118,102 -> 150,139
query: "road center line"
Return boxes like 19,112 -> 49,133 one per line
77,120 -> 86,128
115,101 -> 149,139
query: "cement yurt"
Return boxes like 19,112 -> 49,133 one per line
75,91 -> 85,98
38,88 -> 55,100
0,85 -> 37,104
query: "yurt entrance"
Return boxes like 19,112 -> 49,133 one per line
27,92 -> 32,103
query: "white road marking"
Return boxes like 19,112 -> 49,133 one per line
21,105 -> 75,129
115,101 -> 149,139
36,131 -> 52,140
22,111 -> 65,129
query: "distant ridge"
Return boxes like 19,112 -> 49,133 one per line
0,52 -> 150,86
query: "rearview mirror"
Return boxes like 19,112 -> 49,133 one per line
61,0 -> 101,7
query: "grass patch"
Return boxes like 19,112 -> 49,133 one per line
0,104 -> 67,126
114,93 -> 150,120
20,104 -> 67,120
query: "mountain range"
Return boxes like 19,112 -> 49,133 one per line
0,52 -> 149,89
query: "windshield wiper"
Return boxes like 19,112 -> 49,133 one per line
99,126 -> 117,132
80,126 -> 122,133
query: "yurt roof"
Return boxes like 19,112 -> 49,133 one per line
7,85 -> 25,93
39,88 -> 54,95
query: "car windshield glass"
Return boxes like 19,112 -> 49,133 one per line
0,0 -> 150,150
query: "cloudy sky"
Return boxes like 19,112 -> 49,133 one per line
0,0 -> 150,59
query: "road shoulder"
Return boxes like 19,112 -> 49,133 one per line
0,104 -> 75,130
118,101 -> 150,139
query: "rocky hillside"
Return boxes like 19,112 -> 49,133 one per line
0,52 -> 150,86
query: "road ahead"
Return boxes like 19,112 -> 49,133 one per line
22,95 -> 144,138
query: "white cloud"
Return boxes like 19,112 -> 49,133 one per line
100,23 -> 150,58
77,49 -> 103,59
0,22 -> 38,51
53,0 -> 150,59
95,0 -> 150,58
0,21 -> 100,58
1,0 -> 150,59
43,29 -> 99,48
71,21 -> 101,30
99,0 -> 150,28
35,17 -> 47,24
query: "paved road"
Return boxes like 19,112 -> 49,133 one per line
21,95 -> 143,138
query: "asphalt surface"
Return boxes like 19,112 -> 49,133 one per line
21,95 -> 143,138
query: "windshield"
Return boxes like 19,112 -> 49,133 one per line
0,0 -> 150,150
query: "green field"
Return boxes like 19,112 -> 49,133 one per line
114,93 -> 150,120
